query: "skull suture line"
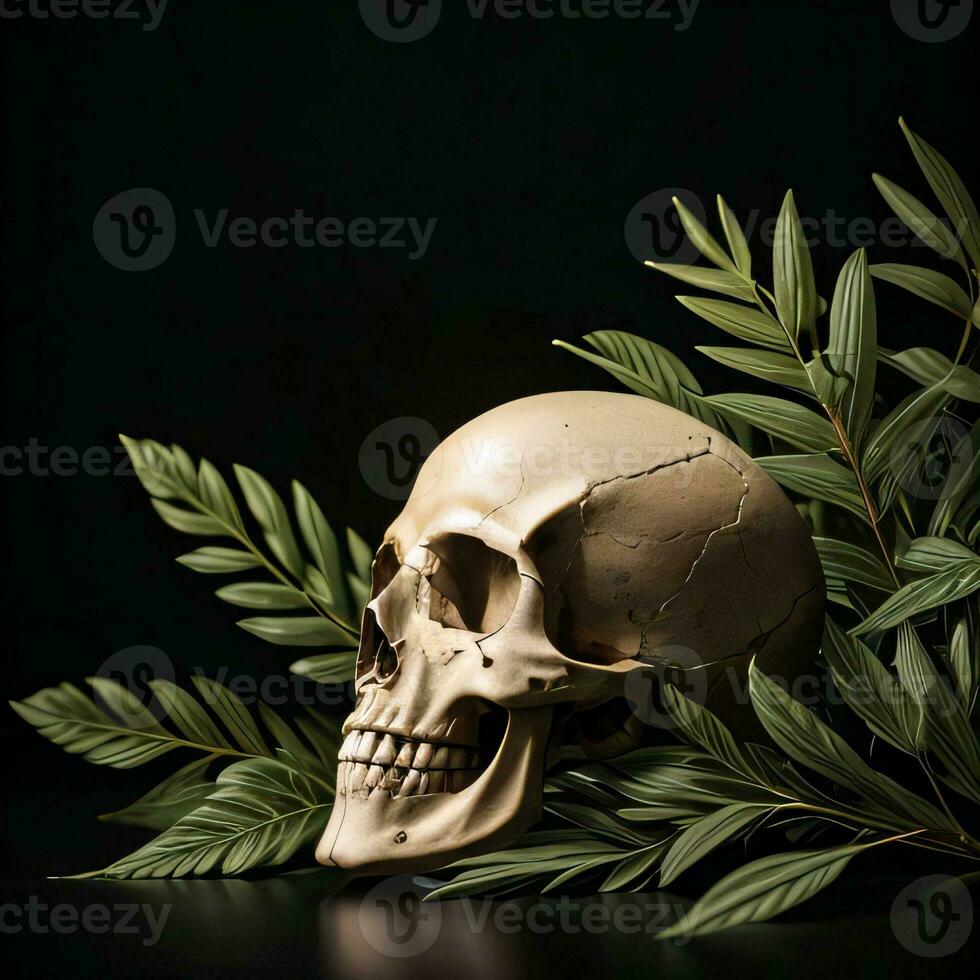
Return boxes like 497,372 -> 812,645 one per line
316,391 -> 824,873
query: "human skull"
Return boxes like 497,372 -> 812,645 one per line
316,391 -> 823,873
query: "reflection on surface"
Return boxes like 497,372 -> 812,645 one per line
4,867 -> 975,979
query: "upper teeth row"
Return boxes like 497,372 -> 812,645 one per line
339,729 -> 479,771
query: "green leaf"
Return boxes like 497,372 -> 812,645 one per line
773,190 -> 818,347
813,538 -> 894,592
894,624 -> 980,804
292,481 -> 349,615
347,572 -> 371,613
949,618 -> 975,704
98,757 -> 217,831
197,459 -> 244,531
870,264 -> 973,320
10,680 -> 175,769
717,195 -> 752,278
150,500 -> 226,537
672,196 -> 739,274
896,536 -> 977,573
656,842 -> 872,940
661,685 -> 754,777
169,444 -> 198,491
853,560 -> 980,635
826,249 -> 877,453
862,383 -> 949,484
696,347 -> 812,391
749,662 -> 947,830
176,547 -> 263,574
95,758 -> 331,878
930,421 -> 980,538
346,528 -> 374,584
872,173 -> 967,267
822,617 -> 920,753
676,297 -> 788,350
879,347 -> 980,404
595,843 -> 671,893
899,117 -> 980,271
755,455 -> 868,522
554,332 -> 724,431
703,394 -> 837,452
233,466 -> 305,581
189,676 -> 270,756
289,652 -> 358,684
216,582 -> 311,610
148,680 -> 228,747
237,616 -> 354,647
659,803 -> 770,886
119,435 -> 181,500
645,263 -> 757,303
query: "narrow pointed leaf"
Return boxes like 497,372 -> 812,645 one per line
717,195 -> 752,278
234,465 -> 305,581
672,196 -> 739,273
872,174 -> 966,267
696,347 -> 812,390
676,297 -> 788,350
871,264 -> 973,319
826,249 -> 877,453
645,263 -> 757,303
899,117 -> 980,270
237,616 -> 354,647
703,394 -> 837,452
755,455 -> 868,522
176,547 -> 262,574
773,190 -> 817,346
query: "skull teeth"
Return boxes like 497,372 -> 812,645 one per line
337,728 -> 483,798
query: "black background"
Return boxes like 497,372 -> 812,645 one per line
2,0 -> 977,976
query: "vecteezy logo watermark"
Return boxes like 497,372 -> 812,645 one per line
891,874 -> 973,957
360,0 -> 442,42
624,645 -> 706,730
93,645 -> 176,727
0,897 -> 171,947
94,189 -> 439,269
891,0 -> 973,42
887,413 -> 973,502
624,189 -> 704,265
0,0 -> 168,31
360,0 -> 699,41
359,876 -> 443,958
93,188 -> 176,272
359,417 -> 441,500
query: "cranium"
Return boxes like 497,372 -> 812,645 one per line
316,391 -> 823,873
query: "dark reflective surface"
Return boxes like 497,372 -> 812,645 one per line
3,864 -> 976,979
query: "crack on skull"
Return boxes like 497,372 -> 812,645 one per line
651,452 -> 751,622
476,449 -> 528,527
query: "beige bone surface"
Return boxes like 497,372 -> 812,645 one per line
317,391 -> 824,874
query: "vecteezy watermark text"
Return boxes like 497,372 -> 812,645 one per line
0,440 -> 136,478
193,210 -> 437,259
0,897 -> 171,947
93,188 -> 438,271
0,0 -> 168,31
359,0 -> 699,42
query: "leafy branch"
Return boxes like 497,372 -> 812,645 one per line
460,116 -> 980,934
12,675 -> 341,877
121,436 -> 371,683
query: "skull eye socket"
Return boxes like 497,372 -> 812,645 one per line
375,641 -> 398,679
425,533 -> 521,634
